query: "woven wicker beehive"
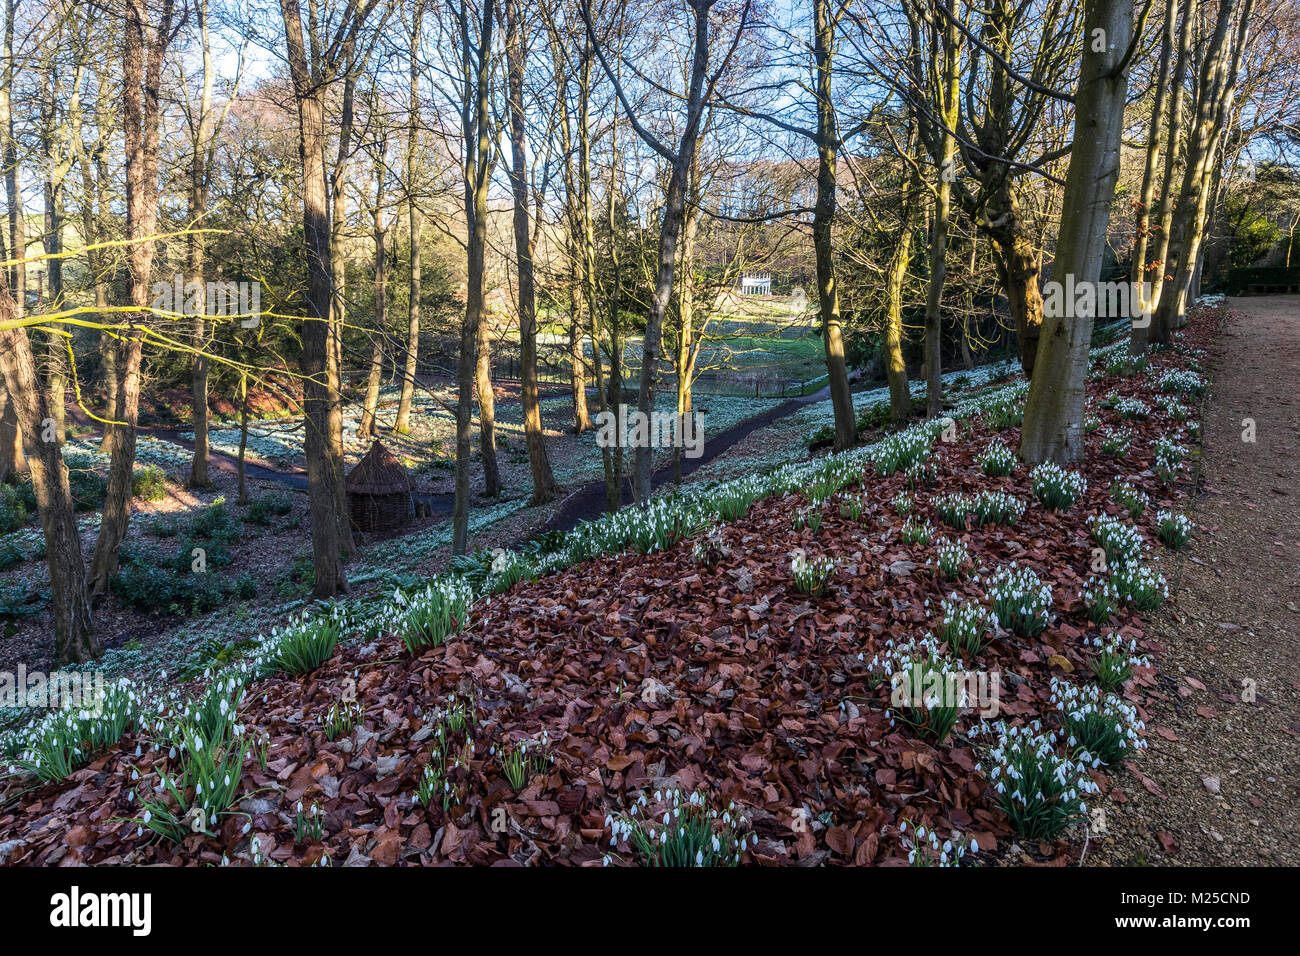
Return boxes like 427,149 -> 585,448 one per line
345,440 -> 413,533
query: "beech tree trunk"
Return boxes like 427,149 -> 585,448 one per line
1134,0 -> 1197,355
1128,0 -> 1176,323
1152,0 -> 1252,342
1019,0 -> 1132,465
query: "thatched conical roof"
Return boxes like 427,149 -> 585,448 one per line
346,439 -> 413,495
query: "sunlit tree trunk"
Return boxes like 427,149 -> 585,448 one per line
90,0 -> 175,598
0,294 -> 96,662
812,0 -> 855,451
1153,0 -> 1252,342
452,0 -> 494,554
397,6 -> 423,436
188,1 -> 218,488
922,1 -> 959,417
1020,0 -> 1132,465
1128,0 -> 1175,338
1135,0 -> 1197,355
359,143 -> 387,441
504,0 -> 556,504
884,125 -> 920,425
279,0 -> 366,595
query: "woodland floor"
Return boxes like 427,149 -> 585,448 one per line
1,300 -> 1293,867
1090,295 -> 1300,866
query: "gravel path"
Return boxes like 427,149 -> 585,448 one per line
1093,296 -> 1300,866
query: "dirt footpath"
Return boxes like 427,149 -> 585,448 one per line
1093,296 -> 1300,866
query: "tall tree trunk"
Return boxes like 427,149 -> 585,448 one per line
601,142 -> 624,514
812,0 -> 855,451
565,36 -> 594,435
0,1 -> 23,480
396,7 -> 423,436
1019,0 -> 1132,465
359,148 -> 387,441
236,369 -> 249,504
0,295 -> 96,662
1152,0 -> 1252,342
328,74 -> 357,558
475,316 -> 499,498
504,0 -> 556,504
89,0 -> 174,598
279,0 -> 352,596
569,276 -> 591,432
1128,0 -> 1175,323
1,0 -> 20,314
188,4 -> 216,488
42,180 -> 68,444
922,1 -> 959,417
452,0 -> 494,554
672,158 -> 701,483
1135,0 -> 1197,355
623,1 -> 714,503
884,129 -> 919,425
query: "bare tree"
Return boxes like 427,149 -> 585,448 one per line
586,0 -> 753,500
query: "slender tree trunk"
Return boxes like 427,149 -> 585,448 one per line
359,150 -> 387,441
0,296 -> 96,662
602,142 -> 623,514
90,0 -> 174,598
327,75 -> 357,559
1,0 -> 21,314
922,2 -> 959,417
1153,0 -> 1252,342
236,369 -> 249,504
188,3 -> 216,488
883,129 -> 919,425
569,276 -> 591,432
397,7 -> 423,435
626,2 -> 713,503
0,3 -> 23,480
43,183 -> 68,444
1128,0 -> 1175,324
812,0 -> 855,451
452,0 -> 494,554
280,0 -> 349,596
1019,0 -> 1132,465
1135,0 -> 1197,354
504,0 -> 556,504
476,314 -> 499,497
